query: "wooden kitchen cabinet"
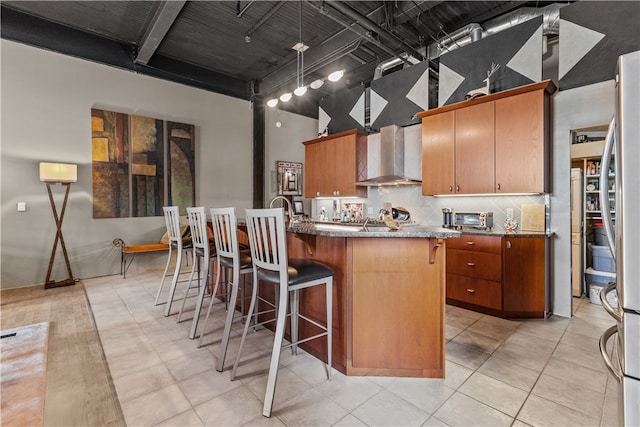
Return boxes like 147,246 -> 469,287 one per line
455,102 -> 495,194
446,235 -> 502,311
446,234 -> 549,318
502,236 -> 547,317
303,129 -> 367,198
421,111 -> 455,195
495,89 -> 550,193
419,80 -> 555,196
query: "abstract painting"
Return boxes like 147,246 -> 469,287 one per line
166,121 -> 195,215
91,108 -> 130,218
131,115 -> 164,217
91,109 -> 195,218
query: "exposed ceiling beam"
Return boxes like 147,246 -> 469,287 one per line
328,1 -> 425,61
245,1 -> 286,42
134,1 -> 186,65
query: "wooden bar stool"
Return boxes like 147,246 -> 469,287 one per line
231,207 -> 333,417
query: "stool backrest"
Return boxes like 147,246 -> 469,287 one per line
210,207 -> 240,266
245,208 -> 288,278
163,206 -> 183,250
186,207 -> 208,258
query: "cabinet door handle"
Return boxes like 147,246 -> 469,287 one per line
316,192 -> 320,196
456,185 -> 460,192
467,262 -> 476,267
466,241 -> 475,246
506,240 -> 512,249
449,185 -> 453,192
497,183 -> 501,190
466,288 -> 476,294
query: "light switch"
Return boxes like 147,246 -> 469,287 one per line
17,202 -> 26,212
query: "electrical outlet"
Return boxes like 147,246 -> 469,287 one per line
17,202 -> 26,212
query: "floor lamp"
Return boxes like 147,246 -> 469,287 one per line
40,162 -> 77,289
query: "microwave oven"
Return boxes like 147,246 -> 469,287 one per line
453,211 -> 493,230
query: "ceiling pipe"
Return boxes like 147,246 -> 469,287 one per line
327,1 -> 425,63
427,3 -> 564,60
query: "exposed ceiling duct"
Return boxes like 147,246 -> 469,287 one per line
427,3 -> 564,60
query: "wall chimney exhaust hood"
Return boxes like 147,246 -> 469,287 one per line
355,124 -> 422,187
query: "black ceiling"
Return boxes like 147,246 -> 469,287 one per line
1,1 -> 559,117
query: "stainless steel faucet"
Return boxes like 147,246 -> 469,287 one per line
269,196 -> 296,222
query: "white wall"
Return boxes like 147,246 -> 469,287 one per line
1,40 -> 254,288
264,107 -> 317,208
550,80 -> 615,317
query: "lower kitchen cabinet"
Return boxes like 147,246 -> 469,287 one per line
446,234 -> 549,318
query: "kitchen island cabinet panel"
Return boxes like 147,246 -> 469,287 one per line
455,102 -> 495,194
421,110 -> 455,195
350,238 -> 444,376
280,231 -> 447,378
495,89 -> 549,193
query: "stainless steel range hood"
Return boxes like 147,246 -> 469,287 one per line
355,124 -> 422,186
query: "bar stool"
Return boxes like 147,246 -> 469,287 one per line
196,207 -> 253,371
155,206 -> 192,316
176,207 -> 218,339
231,207 -> 333,418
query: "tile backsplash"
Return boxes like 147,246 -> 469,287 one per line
314,185 -> 547,231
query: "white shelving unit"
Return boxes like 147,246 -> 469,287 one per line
570,125 -> 615,297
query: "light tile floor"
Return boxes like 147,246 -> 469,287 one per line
83,271 -> 620,427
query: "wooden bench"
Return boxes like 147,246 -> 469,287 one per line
113,238 -> 169,278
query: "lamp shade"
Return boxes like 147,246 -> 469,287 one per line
39,162 -> 77,183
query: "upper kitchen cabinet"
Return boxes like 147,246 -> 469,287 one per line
303,129 -> 367,199
495,87 -> 551,193
419,80 -> 555,196
421,111 -> 455,195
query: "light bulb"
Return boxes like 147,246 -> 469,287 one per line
294,86 -> 307,96
310,79 -> 324,89
328,70 -> 344,82
279,93 -> 292,102
266,98 -> 278,107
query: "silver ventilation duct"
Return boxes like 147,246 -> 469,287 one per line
355,125 -> 421,186
427,3 -> 564,60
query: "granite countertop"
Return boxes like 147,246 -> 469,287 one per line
287,222 -> 461,239
455,228 -> 553,237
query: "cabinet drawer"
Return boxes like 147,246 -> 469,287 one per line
447,273 -> 502,310
447,235 -> 501,253
447,249 -> 502,281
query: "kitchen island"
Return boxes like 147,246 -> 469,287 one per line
273,222 -> 460,378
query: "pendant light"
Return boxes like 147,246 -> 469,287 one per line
294,0 -> 306,96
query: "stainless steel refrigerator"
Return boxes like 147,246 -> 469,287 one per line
599,50 -> 640,426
